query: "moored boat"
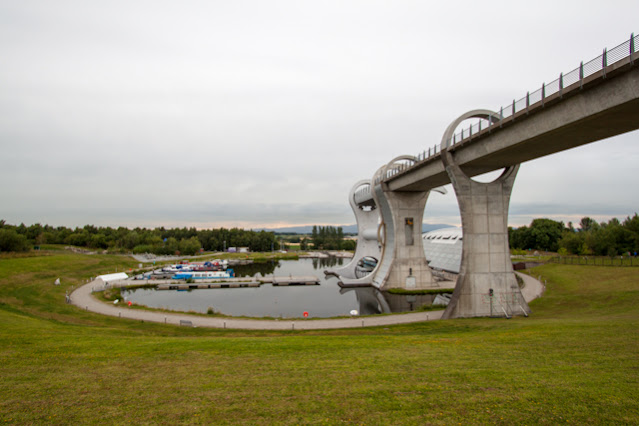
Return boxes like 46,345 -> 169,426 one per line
172,269 -> 235,280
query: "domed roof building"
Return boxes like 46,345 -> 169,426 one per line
422,227 -> 463,274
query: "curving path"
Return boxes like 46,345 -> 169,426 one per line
71,272 -> 543,330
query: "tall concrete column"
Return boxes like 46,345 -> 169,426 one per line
373,187 -> 435,290
440,110 -> 530,319
370,157 -> 443,291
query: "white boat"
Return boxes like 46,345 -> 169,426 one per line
172,269 -> 235,280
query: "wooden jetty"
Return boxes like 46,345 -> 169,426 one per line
157,281 -> 260,290
154,275 -> 320,290
260,276 -> 320,286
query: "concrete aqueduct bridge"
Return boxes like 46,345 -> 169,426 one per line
343,34 -> 639,318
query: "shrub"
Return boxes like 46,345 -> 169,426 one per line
0,229 -> 30,252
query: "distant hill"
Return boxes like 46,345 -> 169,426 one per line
258,223 -> 453,235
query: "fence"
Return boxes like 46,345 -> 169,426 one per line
385,32 -> 638,182
550,256 -> 639,267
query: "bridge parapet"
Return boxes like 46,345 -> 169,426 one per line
379,32 -> 639,186
374,157 -> 418,184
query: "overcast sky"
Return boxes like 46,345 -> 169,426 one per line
1,1 -> 638,230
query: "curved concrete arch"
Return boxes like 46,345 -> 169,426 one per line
432,186 -> 448,196
371,164 -> 388,246
349,180 -> 373,210
441,109 -> 501,150
381,155 -> 418,182
369,181 -> 397,289
330,165 -> 392,287
332,164 -> 397,288
440,109 -> 530,318
325,179 -> 381,280
369,160 -> 402,289
440,109 -> 512,184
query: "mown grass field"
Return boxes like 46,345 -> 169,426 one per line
1,251 -> 638,424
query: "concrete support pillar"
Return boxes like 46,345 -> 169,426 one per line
373,191 -> 435,290
372,186 -> 436,290
440,110 -> 530,319
441,163 -> 530,318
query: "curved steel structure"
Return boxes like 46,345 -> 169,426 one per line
325,180 -> 381,281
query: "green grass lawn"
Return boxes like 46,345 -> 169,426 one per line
1,251 -> 638,424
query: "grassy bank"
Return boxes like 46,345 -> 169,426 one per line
1,251 -> 638,424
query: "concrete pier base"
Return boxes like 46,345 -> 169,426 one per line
372,181 -> 437,291
440,110 -> 530,319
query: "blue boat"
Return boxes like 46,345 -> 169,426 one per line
172,269 -> 235,280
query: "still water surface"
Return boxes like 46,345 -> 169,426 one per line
123,258 -> 437,318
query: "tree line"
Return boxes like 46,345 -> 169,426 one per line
509,214 -> 639,256
5,214 -> 635,256
310,225 -> 355,250
0,220 -> 280,255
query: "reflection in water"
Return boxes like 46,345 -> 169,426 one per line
312,257 -> 344,269
123,258 -> 444,318
340,287 -> 388,315
232,257 -> 344,277
341,287 -> 438,315
233,261 -> 279,277
381,292 -> 437,313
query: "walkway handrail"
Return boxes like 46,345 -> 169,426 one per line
381,32 -> 638,183
353,183 -> 373,205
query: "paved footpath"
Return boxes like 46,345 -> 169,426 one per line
71,273 -> 544,330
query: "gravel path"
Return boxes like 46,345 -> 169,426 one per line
516,271 -> 545,302
71,273 -> 543,330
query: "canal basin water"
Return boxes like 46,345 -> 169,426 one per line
122,258 -> 440,318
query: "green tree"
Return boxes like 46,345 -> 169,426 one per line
528,218 -> 565,252
510,219 -> 565,251
579,217 -> 598,232
89,233 -> 108,249
509,226 -> 532,250
165,237 -> 179,255
579,242 -> 593,255
0,229 -> 30,252
558,232 -> 583,254
341,239 -> 356,250
179,237 -> 202,256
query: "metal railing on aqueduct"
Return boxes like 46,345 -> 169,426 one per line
376,33 -> 638,184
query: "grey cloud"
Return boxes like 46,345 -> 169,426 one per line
1,1 -> 638,229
